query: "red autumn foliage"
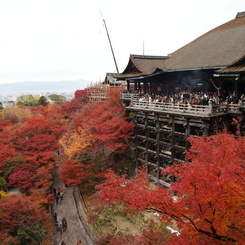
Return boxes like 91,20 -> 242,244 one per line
96,133 -> 245,244
72,103 -> 133,151
58,89 -> 88,118
59,102 -> 133,190
0,195 -> 53,243
7,170 -> 34,192
14,116 -> 66,155
59,159 -> 87,186
7,152 -> 57,195
106,87 -> 124,106
74,89 -> 88,102
0,146 -> 16,174
0,121 -> 17,174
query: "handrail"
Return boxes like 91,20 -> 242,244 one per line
129,100 -> 212,116
121,92 -> 139,100
127,100 -> 243,117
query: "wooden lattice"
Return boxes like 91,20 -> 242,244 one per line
87,83 -> 110,103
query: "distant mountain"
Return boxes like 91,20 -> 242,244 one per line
0,80 -> 91,92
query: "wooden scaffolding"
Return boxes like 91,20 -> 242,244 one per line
87,83 -> 110,103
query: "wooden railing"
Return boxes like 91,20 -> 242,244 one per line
127,100 -> 243,117
121,92 -> 139,100
129,100 -> 212,116
228,104 -> 241,114
121,92 -> 244,116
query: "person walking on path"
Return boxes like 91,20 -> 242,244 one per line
62,217 -> 67,232
55,195 -> 59,205
60,190 -> 63,201
54,219 -> 59,231
54,212 -> 58,222
57,223 -> 63,234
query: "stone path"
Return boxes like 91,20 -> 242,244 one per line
52,166 -> 95,245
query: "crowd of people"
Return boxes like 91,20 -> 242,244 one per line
53,213 -> 67,235
136,91 -> 243,106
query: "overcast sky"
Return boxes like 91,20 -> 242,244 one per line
0,0 -> 244,85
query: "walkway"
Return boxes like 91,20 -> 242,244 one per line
52,166 -> 95,245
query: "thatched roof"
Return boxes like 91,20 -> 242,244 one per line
165,13 -> 245,71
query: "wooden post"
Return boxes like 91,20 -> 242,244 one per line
155,114 -> 160,185
170,116 -> 175,162
185,118 -> 190,150
144,112 -> 149,174
134,112 -> 139,174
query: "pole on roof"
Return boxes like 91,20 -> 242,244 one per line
143,40 -> 145,55
100,11 -> 119,73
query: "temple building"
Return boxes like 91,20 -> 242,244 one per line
108,12 -> 245,186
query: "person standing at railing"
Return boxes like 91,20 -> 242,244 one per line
208,98 -> 213,114
239,94 -> 244,106
149,95 -> 152,104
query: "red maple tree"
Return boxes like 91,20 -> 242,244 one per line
96,133 -> 245,244
59,102 -> 134,190
0,195 -> 53,244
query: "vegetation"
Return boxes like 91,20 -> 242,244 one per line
16,95 -> 41,106
48,93 -> 66,102
0,86 -> 244,244
95,133 -> 245,244
59,88 -> 134,192
0,90 -> 85,243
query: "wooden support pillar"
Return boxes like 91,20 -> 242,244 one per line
235,80 -> 238,99
202,120 -> 209,136
170,116 -> 177,183
144,112 -> 149,174
155,114 -> 160,185
185,118 -> 190,151
170,116 -> 175,162
144,81 -> 147,94
137,81 -> 141,91
127,80 -> 130,91
134,81 -> 137,91
134,112 -> 139,174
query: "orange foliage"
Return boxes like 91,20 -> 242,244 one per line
59,127 -> 92,159
106,86 -> 124,106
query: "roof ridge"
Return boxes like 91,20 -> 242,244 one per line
130,54 -> 169,60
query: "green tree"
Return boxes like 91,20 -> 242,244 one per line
48,94 -> 66,102
0,178 -> 7,191
17,223 -> 47,245
38,96 -> 48,106
16,95 -> 40,106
